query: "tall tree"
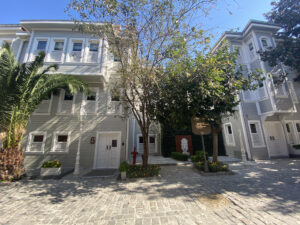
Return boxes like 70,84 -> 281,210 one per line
260,0 -> 300,81
155,42 -> 261,162
0,43 -> 87,179
67,0 -> 216,166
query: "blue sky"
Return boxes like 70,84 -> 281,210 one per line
0,0 -> 273,41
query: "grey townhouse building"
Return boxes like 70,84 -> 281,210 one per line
213,20 -> 300,160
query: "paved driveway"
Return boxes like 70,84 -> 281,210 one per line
1,159 -> 300,225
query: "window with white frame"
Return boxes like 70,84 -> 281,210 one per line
260,37 -> 270,51
224,123 -> 235,146
67,40 -> 84,63
52,132 -> 71,152
57,89 -> 75,114
26,132 -> 47,153
30,38 -> 49,61
248,121 -> 265,147
33,92 -> 52,115
86,41 -> 99,63
107,88 -> 122,114
284,122 -> 296,144
37,40 -> 47,51
82,88 -> 99,114
47,38 -> 65,62
248,41 -> 255,59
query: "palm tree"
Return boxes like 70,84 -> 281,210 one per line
0,43 -> 87,179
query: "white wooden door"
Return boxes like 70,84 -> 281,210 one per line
264,122 -> 289,157
95,133 -> 121,169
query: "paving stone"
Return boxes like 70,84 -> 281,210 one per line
1,159 -> 300,224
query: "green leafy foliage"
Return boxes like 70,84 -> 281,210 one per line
260,0 -> 300,81
0,43 -> 87,149
127,164 -> 160,178
171,152 -> 189,161
67,0 -> 217,167
155,42 -> 262,162
191,150 -> 208,162
195,161 -> 228,172
42,160 -> 61,168
119,161 -> 130,172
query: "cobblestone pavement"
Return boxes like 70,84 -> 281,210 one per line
1,159 -> 300,225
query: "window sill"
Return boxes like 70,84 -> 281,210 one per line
24,151 -> 44,155
48,151 -> 69,154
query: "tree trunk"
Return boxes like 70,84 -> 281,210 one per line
142,132 -> 149,167
212,125 -> 218,163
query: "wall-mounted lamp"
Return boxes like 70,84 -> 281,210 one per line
90,137 -> 95,144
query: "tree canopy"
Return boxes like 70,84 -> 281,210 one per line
260,0 -> 300,81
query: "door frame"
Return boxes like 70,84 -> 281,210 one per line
264,121 -> 289,158
136,133 -> 157,154
93,131 -> 122,169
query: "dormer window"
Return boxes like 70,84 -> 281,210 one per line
37,40 -> 47,51
73,42 -> 82,52
54,41 -> 64,51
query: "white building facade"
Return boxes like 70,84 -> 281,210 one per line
0,20 -> 161,176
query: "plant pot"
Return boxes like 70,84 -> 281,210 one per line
40,167 -> 61,177
121,171 -> 126,180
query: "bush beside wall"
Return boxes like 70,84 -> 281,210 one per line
0,148 -> 24,181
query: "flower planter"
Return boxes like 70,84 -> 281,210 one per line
40,167 -> 61,177
121,171 -> 126,180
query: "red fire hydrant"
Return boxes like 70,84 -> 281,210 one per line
131,147 -> 138,165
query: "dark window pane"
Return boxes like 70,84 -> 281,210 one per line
54,41 -> 64,51
296,123 -> 300,132
227,125 -> 232,134
286,124 -> 291,133
58,135 -> 68,142
139,136 -> 144,143
150,136 -> 155,143
250,124 -> 257,133
112,139 -> 117,147
111,95 -> 120,101
261,39 -> 268,47
87,95 -> 96,101
248,43 -> 253,51
89,43 -> 98,52
33,135 -> 44,142
37,41 -> 47,50
73,42 -> 82,51
64,93 -> 73,100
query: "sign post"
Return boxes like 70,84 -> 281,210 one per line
191,117 -> 211,172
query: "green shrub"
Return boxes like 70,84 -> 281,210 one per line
127,164 -> 160,178
191,151 -> 209,162
119,161 -> 130,172
42,160 -> 61,168
195,161 -> 228,172
171,152 -> 188,161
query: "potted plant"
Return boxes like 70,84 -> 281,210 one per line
119,161 -> 129,180
40,160 -> 61,177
